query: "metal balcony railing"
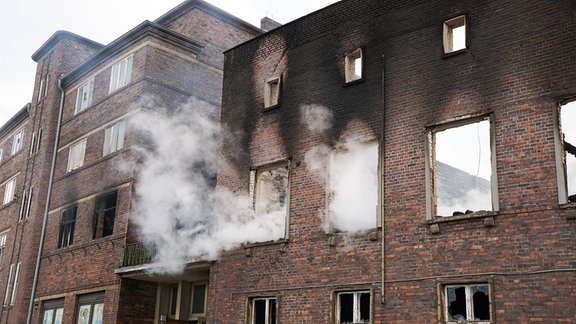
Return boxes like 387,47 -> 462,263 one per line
120,242 -> 157,268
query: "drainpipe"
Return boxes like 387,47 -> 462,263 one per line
380,56 -> 386,305
26,76 -> 65,324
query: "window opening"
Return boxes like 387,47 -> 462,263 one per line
109,55 -> 133,93
3,177 -> 16,205
93,191 -> 118,239
75,79 -> 95,113
190,283 -> 207,315
4,262 -> 20,306
264,76 -> 281,108
430,118 -> 496,216
102,120 -> 125,156
345,48 -> 363,83
250,163 -> 289,238
561,102 -> 576,202
336,291 -> 370,324
443,15 -> 467,54
444,284 -> 490,323
77,292 -> 104,324
58,205 -> 77,248
251,297 -> 277,324
11,129 -> 24,155
0,233 -> 6,266
67,139 -> 87,172
42,298 -> 64,324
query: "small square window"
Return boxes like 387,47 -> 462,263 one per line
427,116 -> 498,217
109,55 -> 133,93
335,290 -> 371,324
443,15 -> 467,54
440,283 -> 491,324
345,48 -> 363,83
67,139 -> 87,172
264,76 -> 281,109
75,78 -> 95,113
250,297 -> 277,324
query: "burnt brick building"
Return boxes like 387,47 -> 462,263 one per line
215,0 -> 576,323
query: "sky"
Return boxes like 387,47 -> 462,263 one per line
0,0 -> 340,127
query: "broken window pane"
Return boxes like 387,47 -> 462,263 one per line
471,285 -> 490,320
434,119 -> 493,216
337,291 -> 370,324
445,284 -> 490,323
562,102 -> 576,201
446,286 -> 467,321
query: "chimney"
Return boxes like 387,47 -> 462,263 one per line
260,17 -> 282,32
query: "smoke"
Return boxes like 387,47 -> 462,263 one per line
123,97 -> 284,274
300,104 -> 378,233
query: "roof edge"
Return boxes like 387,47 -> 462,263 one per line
0,103 -> 30,138
32,31 -> 103,62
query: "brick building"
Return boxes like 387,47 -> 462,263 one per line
0,1 -> 261,323
215,0 -> 576,323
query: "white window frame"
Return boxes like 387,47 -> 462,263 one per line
345,48 -> 363,83
4,262 -> 20,306
554,101 -> 576,204
75,78 -> 95,113
264,76 -> 281,109
11,129 -> 24,155
250,297 -> 277,324
67,139 -> 87,172
3,177 -> 16,205
0,232 -> 7,266
425,115 -> 499,219
102,120 -> 126,156
109,55 -> 133,93
440,282 -> 492,324
443,15 -> 467,54
335,290 -> 371,324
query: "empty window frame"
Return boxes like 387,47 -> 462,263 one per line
19,186 -> 33,220
250,297 -> 277,324
327,142 -> 379,232
443,15 -> 467,54
109,55 -> 133,93
57,205 -> 77,248
67,139 -> 87,172
42,298 -> 64,324
3,262 -> 20,306
0,232 -> 6,266
102,120 -> 125,156
11,128 -> 24,155
75,78 -> 95,113
29,128 -> 43,156
264,76 -> 281,109
345,48 -> 363,83
556,101 -> 576,204
250,162 -> 290,238
335,290 -> 371,324
77,292 -> 104,324
93,191 -> 117,239
440,283 -> 491,324
426,116 -> 498,217
3,177 -> 16,205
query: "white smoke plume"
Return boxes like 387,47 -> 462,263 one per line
300,104 -> 378,233
124,97 -> 284,274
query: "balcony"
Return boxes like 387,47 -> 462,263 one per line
119,242 -> 157,268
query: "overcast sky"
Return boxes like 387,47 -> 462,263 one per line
0,0 -> 339,127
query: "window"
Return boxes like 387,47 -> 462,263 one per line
11,129 -> 24,155
93,191 -> 117,239
335,291 -> 371,324
0,232 -> 6,266
30,128 -> 42,156
102,121 -> 125,156
328,142 -> 379,232
42,298 -> 64,324
57,205 -> 77,248
250,297 -> 277,324
77,292 -> 104,324
0,148 -> 3,163
67,139 -> 87,172
427,117 -> 498,217
557,101 -> 576,204
3,177 -> 16,205
75,79 -> 95,113
109,55 -> 133,93
3,262 -> 20,306
250,163 -> 289,238
443,15 -> 467,54
440,283 -> 491,324
190,283 -> 207,317
19,186 -> 33,220
345,48 -> 363,83
264,76 -> 281,109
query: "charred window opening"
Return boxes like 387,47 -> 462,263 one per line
443,15 -> 467,54
264,76 -> 281,109
428,117 -> 497,217
560,102 -> 576,203
93,191 -> 118,239
345,48 -> 363,83
443,284 -> 491,324
250,162 -> 289,238
251,297 -> 277,324
336,291 -> 371,324
57,205 -> 77,248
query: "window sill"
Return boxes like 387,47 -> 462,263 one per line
243,239 -> 288,256
560,202 -> 576,219
343,78 -> 364,87
442,48 -> 468,58
427,211 -> 498,234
